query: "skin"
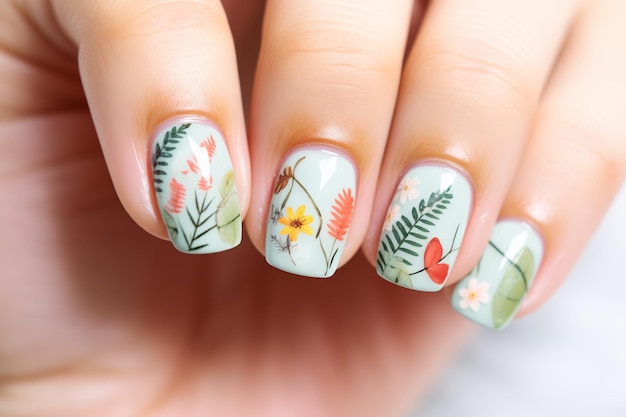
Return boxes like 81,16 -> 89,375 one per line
1,0 -> 626,416
0,114 -> 472,416
0,2 -> 473,416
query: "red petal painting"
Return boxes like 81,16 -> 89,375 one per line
426,263 -> 449,284
424,237 -> 449,284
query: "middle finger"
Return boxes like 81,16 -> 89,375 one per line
247,0 -> 413,277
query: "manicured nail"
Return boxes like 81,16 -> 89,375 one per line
150,116 -> 241,253
376,163 -> 472,291
265,147 -> 357,277
451,220 -> 544,330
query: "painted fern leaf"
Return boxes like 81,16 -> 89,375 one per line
376,186 -> 454,272
152,123 -> 191,192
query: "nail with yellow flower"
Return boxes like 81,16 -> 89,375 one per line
278,205 -> 314,241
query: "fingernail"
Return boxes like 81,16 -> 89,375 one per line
265,146 -> 357,277
376,163 -> 472,291
150,116 -> 241,253
451,220 -> 544,330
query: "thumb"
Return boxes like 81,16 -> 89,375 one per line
54,0 -> 250,253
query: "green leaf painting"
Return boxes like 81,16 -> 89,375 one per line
376,186 -> 453,277
162,211 -> 179,240
181,191 -> 216,252
152,123 -> 190,193
379,254 -> 412,287
491,246 -> 534,329
215,170 -> 241,245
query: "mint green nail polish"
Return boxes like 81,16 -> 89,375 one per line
376,163 -> 473,291
150,116 -> 241,254
265,147 -> 357,278
451,220 -> 544,330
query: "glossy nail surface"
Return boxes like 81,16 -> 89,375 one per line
265,147 -> 356,277
150,116 -> 241,253
451,220 -> 544,330
376,164 -> 472,291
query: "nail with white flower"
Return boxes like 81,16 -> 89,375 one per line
150,116 -> 241,254
458,278 -> 490,312
376,163 -> 473,291
451,220 -> 544,330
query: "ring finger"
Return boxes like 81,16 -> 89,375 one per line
364,0 -> 581,290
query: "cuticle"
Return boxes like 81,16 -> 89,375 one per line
493,217 -> 546,257
276,142 -> 361,186
148,114 -> 226,148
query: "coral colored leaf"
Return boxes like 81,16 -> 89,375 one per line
165,178 -> 186,214
203,136 -> 217,160
198,176 -> 213,191
187,158 -> 200,174
187,138 -> 212,182
424,238 -> 444,268
327,188 -> 354,241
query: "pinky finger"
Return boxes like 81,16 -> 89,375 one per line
451,1 -> 626,329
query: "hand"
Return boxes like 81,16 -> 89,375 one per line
0,113 -> 469,415
1,0 -> 625,416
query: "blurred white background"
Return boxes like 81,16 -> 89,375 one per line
415,183 -> 626,417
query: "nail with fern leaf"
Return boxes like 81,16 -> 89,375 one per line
376,163 -> 472,291
150,116 -> 241,254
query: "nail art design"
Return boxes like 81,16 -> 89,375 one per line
265,147 -> 356,278
150,117 -> 241,253
451,220 -> 544,330
376,164 -> 472,291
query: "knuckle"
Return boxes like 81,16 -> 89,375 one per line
263,19 -> 399,92
90,1 -> 227,41
544,110 -> 626,184
416,37 -> 534,108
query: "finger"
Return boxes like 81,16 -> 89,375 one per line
246,0 -> 413,277
363,0 -> 579,291
451,0 -> 626,329
53,0 -> 249,253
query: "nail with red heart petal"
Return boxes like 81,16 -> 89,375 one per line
376,163 -> 472,291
